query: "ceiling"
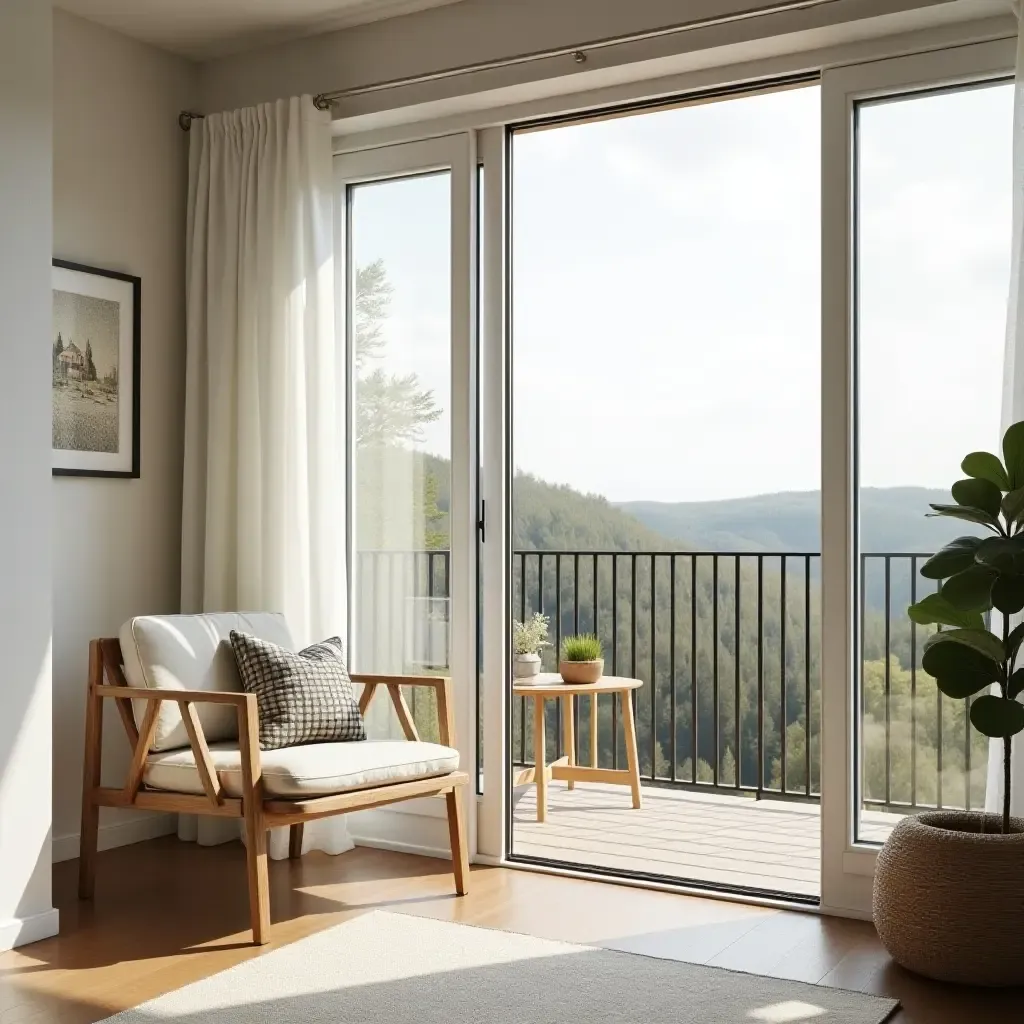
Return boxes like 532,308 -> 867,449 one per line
56,0 -> 468,61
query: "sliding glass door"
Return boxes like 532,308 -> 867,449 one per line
820,39 -> 1015,915
333,31 -> 1016,912
336,136 -> 478,843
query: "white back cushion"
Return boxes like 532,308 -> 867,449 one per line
119,612 -> 295,752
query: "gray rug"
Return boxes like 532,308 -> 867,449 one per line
103,911 -> 899,1023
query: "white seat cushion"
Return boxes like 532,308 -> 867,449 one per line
144,740 -> 459,800
120,612 -> 296,752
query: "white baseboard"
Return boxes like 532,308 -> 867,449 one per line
348,808 -> 453,861
52,813 -> 178,863
0,907 -> 59,951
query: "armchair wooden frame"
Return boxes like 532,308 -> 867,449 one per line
79,638 -> 470,945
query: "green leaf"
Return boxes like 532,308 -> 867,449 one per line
1006,621 -> 1024,665
922,640 -> 1000,696
1008,667 -> 1024,700
923,628 -> 1004,664
927,504 -> 1002,532
970,694 -> 1024,738
962,451 -> 1010,490
907,593 -> 984,630
951,477 -> 1003,518
1002,485 -> 1024,528
1004,421 -> 1024,490
993,575 -> 1024,614
940,565 -> 997,612
974,536 -> 1024,574
919,536 -> 983,580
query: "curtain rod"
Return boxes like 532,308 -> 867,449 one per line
179,0 -> 841,130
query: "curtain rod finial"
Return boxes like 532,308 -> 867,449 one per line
179,110 -> 204,131
313,94 -> 333,111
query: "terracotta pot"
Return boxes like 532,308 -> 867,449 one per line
873,810 -> 1024,986
558,659 -> 604,684
513,653 -> 541,679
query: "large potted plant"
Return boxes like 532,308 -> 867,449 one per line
873,422 -> 1024,986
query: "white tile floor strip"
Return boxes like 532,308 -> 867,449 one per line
513,782 -> 904,897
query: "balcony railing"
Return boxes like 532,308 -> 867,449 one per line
354,548 -> 989,815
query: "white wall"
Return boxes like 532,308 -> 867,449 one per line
51,10 -> 196,862
0,0 -> 58,952
198,0 -> 994,122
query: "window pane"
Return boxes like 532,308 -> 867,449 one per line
351,173 -> 451,740
855,82 -> 1013,842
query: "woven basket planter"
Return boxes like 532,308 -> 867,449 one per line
873,810 -> 1024,986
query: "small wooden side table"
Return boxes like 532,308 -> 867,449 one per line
512,674 -> 643,823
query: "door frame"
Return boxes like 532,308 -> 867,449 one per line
818,36 -> 1015,916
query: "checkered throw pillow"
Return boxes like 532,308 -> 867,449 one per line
228,631 -> 366,750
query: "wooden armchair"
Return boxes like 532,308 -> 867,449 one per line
79,619 -> 469,946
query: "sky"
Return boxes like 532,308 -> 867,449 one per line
351,79 -> 1014,505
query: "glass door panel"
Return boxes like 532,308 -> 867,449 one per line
349,172 -> 452,741
507,82 -> 822,900
854,81 -> 1013,843
337,136 -> 477,834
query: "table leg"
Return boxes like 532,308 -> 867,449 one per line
562,694 -> 576,790
621,688 -> 643,810
533,694 -> 547,823
590,693 -> 598,768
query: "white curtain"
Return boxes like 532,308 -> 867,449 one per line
180,96 -> 351,858
988,17 -> 1024,819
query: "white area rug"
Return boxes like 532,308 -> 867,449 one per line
103,911 -> 899,1023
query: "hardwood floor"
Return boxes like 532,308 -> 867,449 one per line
0,837 -> 1019,1022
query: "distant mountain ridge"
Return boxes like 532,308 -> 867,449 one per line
617,487 -> 967,555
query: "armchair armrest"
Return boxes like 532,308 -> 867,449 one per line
93,684 -> 258,807
350,674 -> 455,747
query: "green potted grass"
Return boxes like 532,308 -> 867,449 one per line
559,634 -> 604,684
872,421 -> 1024,986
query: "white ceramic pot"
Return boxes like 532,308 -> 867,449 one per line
513,653 -> 542,679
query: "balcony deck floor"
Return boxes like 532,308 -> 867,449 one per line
512,780 -> 902,898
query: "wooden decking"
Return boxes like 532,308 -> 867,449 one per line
513,780 -> 901,897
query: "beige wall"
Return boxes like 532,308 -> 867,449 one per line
51,10 -> 196,860
0,0 -> 57,952
198,0 -> 987,121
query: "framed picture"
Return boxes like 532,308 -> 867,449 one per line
52,260 -> 140,478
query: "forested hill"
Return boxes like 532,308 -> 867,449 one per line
431,457 -> 963,557
618,487 -> 963,554
514,473 -> 680,552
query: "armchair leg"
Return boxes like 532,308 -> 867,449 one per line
79,644 -> 104,900
445,788 -> 470,896
288,823 -> 304,860
244,810 -> 271,945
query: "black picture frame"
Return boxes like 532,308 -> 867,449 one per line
52,259 -> 141,478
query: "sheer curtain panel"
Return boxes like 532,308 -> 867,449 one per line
181,96 -> 349,857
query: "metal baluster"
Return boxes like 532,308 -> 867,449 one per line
691,555 -> 697,785
612,555 -> 619,769
910,556 -> 917,809
734,556 -> 741,790
650,554 -> 657,778
781,555 -> 787,795
884,555 -> 892,808
805,555 -> 812,797
757,555 -> 764,796
670,554 -> 677,783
